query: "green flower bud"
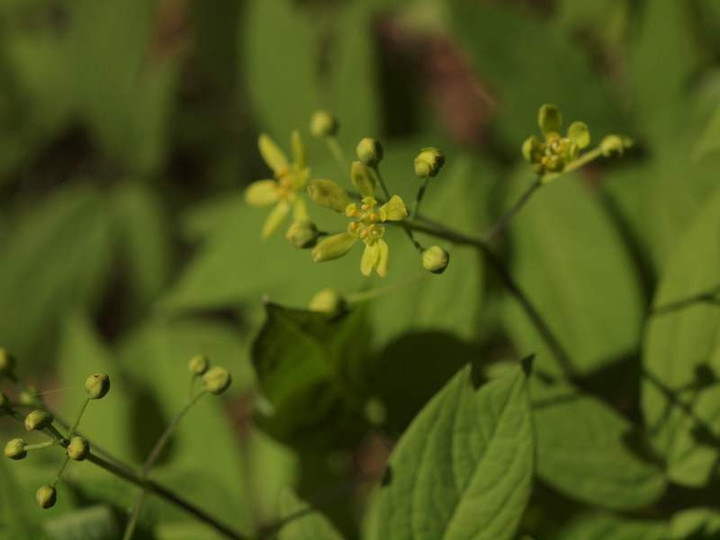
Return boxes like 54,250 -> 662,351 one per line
0,348 -> 15,376
312,233 -> 356,263
285,220 -> 320,249
538,104 -> 562,135
24,410 -> 54,432
601,134 -> 632,157
308,288 -> 347,317
67,436 -> 90,461
188,354 -> 209,376
422,246 -> 450,274
310,111 -> 338,138
85,373 -> 110,400
414,147 -> 445,178
203,367 -> 231,395
36,485 -> 57,509
4,438 -> 27,460
307,179 -> 352,213
350,161 -> 376,197
356,138 -> 383,166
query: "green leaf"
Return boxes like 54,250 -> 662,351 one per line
276,491 -> 344,540
0,185 -> 113,368
694,102 -> 720,161
251,303 -> 370,441
671,508 -> 720,538
44,505 -> 119,540
502,172 -> 644,375
110,182 -> 172,310
556,512 -> 668,540
533,379 -> 666,510
68,0 -> 179,173
449,0 -> 626,149
365,365 -> 534,540
630,0 -> 703,142
328,2 -> 380,144
242,0 -> 322,139
642,186 -> 720,486
0,461 -> 45,540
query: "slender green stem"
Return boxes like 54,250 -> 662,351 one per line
24,441 -> 57,452
346,273 -> 427,304
86,452 -> 248,540
482,177 -> 541,242
69,398 -> 90,436
370,165 -> 391,201
411,176 -> 430,220
325,137 -> 347,171
52,456 -> 71,488
123,390 -> 207,540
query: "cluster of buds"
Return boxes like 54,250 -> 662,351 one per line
188,354 -> 232,395
2,351 -> 111,509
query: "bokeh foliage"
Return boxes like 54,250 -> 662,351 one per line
2,0 -> 720,538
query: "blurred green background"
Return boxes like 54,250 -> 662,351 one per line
2,0 -> 720,538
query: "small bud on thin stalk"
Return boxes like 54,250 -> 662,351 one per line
85,373 -> 110,400
24,410 -> 54,432
188,355 -> 209,376
203,367 -> 232,395
36,485 -> 57,509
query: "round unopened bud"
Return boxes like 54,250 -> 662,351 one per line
67,436 -> 90,461
85,373 -> 110,400
356,138 -> 383,166
310,111 -> 338,138
414,147 -> 445,178
0,348 -> 15,376
203,367 -> 231,395
36,485 -> 57,509
24,410 -> 54,432
308,288 -> 347,317
188,354 -> 209,376
4,438 -> 27,460
422,246 -> 450,274
285,220 -> 320,249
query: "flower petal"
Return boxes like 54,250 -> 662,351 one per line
258,134 -> 288,173
376,239 -> 389,277
379,195 -> 408,222
293,197 -> 309,222
567,121 -> 590,149
360,242 -> 380,276
261,200 -> 290,239
351,161 -> 376,198
538,104 -> 562,135
245,180 -> 279,207
312,233 -> 357,262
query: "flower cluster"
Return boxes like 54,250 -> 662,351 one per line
244,111 -> 450,279
522,104 -> 590,175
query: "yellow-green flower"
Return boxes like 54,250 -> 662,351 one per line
245,131 -> 311,238
309,162 -> 408,277
522,104 -> 590,175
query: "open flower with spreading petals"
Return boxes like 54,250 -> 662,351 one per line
245,131 -> 311,238
308,161 -> 408,277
